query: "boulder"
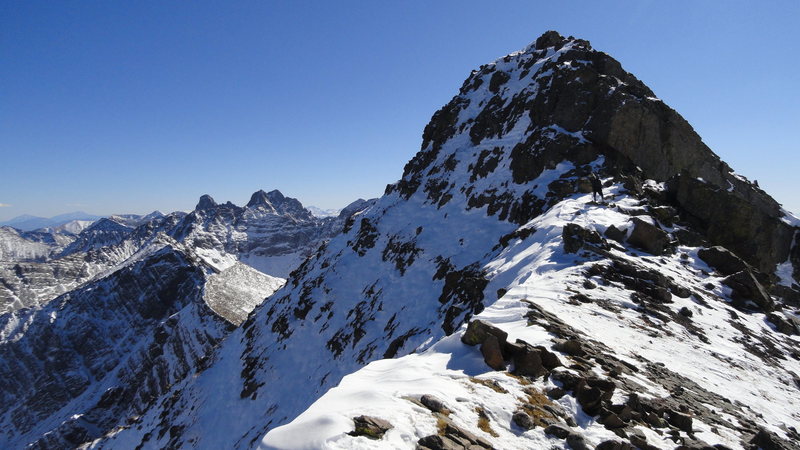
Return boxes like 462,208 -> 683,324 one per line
512,410 -> 535,430
627,218 -> 670,255
723,270 -> 774,311
461,320 -> 508,347
596,440 -> 634,450
480,335 -> 506,370
544,423 -> 571,439
667,410 -> 693,432
566,432 -> 589,450
554,339 -> 586,357
420,394 -> 449,414
575,384 -> 604,415
512,346 -> 547,377
697,246 -> 748,276
350,415 -> 393,440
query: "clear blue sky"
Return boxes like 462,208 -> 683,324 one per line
1,1 -> 798,221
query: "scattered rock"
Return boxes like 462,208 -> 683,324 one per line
566,432 -> 589,450
596,440 -> 634,450
512,346 -> 546,378
433,418 -> 494,449
675,438 -> 716,450
749,428 -> 792,450
583,280 -> 597,290
627,218 -> 670,256
599,411 -> 626,429
546,387 -> 566,399
679,307 -> 693,318
350,415 -> 393,440
667,409 -> 693,432
577,177 -> 593,193
722,270 -> 774,311
512,410 -> 535,430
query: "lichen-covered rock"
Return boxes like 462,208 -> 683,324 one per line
461,319 -> 508,347
349,415 -> 393,440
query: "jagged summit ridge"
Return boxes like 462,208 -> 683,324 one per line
390,30 -> 796,273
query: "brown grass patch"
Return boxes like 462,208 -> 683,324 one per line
436,416 -> 448,435
475,407 -> 499,437
468,377 -> 508,394
518,387 -> 559,428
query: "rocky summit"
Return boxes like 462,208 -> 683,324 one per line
1,31 -> 799,450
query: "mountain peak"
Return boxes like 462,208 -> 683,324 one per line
246,190 -> 272,209
196,194 -> 217,211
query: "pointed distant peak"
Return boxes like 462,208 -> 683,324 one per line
196,194 -> 217,211
246,190 -> 271,208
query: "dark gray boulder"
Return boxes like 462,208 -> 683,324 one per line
723,270 -> 774,311
627,218 -> 670,256
697,246 -> 748,276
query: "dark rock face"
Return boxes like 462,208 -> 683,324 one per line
723,270 -> 774,311
627,218 -> 670,256
697,246 -> 748,275
667,176 -> 795,274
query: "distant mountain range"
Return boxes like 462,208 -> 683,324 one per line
0,211 -> 103,231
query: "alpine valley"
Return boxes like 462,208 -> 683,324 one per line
1,31 -> 798,450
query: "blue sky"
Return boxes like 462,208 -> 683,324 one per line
1,1 -> 798,221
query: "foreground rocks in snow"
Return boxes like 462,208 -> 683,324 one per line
417,416 -> 493,450
462,319 -> 562,376
349,415 -> 393,440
